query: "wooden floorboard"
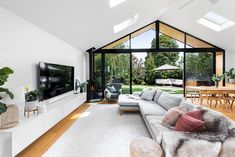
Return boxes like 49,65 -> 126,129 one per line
16,103 -> 90,157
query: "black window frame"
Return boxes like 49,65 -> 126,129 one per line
88,20 -> 225,99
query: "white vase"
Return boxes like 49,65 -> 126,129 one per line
229,79 -> 235,84
25,101 -> 38,110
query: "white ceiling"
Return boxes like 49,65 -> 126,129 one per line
0,0 -> 234,52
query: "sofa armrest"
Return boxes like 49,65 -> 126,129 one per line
133,92 -> 141,97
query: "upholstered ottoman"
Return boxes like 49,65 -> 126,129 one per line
130,137 -> 162,157
118,94 -> 139,114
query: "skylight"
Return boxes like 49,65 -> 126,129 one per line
114,14 -> 139,33
109,0 -> 127,8
198,12 -> 235,31
204,12 -> 227,25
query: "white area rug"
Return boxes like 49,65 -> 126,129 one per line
43,104 -> 150,157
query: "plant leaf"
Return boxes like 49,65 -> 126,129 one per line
0,102 -> 7,114
0,87 -> 14,99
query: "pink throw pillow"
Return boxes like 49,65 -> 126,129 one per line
175,114 -> 205,132
162,107 -> 184,126
185,110 -> 204,121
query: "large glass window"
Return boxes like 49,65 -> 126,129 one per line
105,53 -> 131,94
185,52 -> 214,86
93,53 -> 103,99
90,21 -> 225,100
186,35 -> 214,48
131,23 -> 156,49
132,52 -> 183,96
102,36 -> 130,49
159,23 -> 184,48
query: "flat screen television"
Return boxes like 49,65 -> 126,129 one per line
39,62 -> 74,100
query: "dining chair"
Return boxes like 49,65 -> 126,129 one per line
206,90 -> 223,108
185,90 -> 200,103
222,91 -> 235,110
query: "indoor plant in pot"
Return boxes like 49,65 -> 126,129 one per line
212,74 -> 224,88
225,68 -> 235,84
24,87 -> 39,110
0,67 -> 14,115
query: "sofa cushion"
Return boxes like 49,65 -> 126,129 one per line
157,93 -> 182,110
162,107 -> 184,126
118,94 -> 139,107
145,115 -> 172,141
175,114 -> 205,132
141,89 -> 156,101
153,89 -> 162,102
139,101 -> 167,117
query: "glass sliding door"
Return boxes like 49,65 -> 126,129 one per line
105,53 -> 131,94
93,53 -> 103,99
185,52 -> 214,87
132,52 -> 184,96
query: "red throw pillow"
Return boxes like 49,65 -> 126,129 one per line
185,110 -> 204,121
175,114 -> 205,132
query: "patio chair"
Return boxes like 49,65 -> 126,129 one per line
104,83 -> 122,101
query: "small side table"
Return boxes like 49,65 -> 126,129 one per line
24,107 -> 39,118
130,137 -> 162,157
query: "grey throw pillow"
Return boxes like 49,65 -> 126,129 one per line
141,89 -> 156,101
157,93 -> 182,110
153,89 -> 162,102
107,86 -> 116,93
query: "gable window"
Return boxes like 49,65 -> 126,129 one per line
159,23 -> 184,48
90,21 -> 225,100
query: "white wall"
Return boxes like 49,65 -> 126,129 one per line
225,51 -> 235,70
0,6 -> 86,104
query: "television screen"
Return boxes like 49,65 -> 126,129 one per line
39,62 -> 74,100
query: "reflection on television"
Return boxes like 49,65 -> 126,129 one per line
39,62 -> 74,100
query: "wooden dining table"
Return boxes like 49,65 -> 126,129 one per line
186,86 -> 235,93
185,86 -> 235,106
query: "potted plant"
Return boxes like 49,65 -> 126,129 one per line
80,82 -> 88,93
212,74 -> 224,88
225,68 -> 235,84
25,87 -> 39,110
74,79 -> 80,94
0,67 -> 14,115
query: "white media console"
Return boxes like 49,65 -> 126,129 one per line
0,92 -> 87,157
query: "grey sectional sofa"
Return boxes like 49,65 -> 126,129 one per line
118,89 -> 235,157
118,90 -> 182,139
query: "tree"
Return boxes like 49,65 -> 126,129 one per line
132,54 -> 145,85
144,54 -> 157,84
150,36 -> 179,67
144,34 -> 181,84
186,53 -> 213,81
105,54 -> 130,85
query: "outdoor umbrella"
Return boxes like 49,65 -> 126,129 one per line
153,64 -> 180,71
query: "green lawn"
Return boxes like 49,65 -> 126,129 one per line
122,85 -> 184,95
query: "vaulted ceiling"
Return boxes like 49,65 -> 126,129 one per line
0,0 -> 234,52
